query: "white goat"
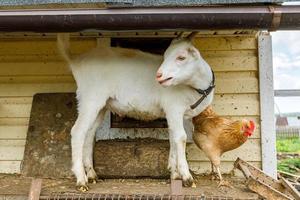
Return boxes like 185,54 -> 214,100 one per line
57,33 -> 214,191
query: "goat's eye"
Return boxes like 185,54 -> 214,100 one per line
177,56 -> 186,61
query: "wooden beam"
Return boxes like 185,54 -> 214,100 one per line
170,180 -> 182,196
28,179 -> 42,200
258,33 -> 277,179
281,177 -> 300,200
275,89 -> 300,97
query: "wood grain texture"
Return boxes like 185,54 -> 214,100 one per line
189,161 -> 261,176
0,161 -> 21,173
0,126 -> 28,139
0,94 -> 260,118
187,139 -> 261,162
194,37 -> 257,50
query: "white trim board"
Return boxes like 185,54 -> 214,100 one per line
258,33 -> 277,179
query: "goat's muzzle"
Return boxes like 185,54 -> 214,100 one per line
157,77 -> 173,85
156,72 -> 163,79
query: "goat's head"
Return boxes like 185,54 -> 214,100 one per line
156,32 -> 210,87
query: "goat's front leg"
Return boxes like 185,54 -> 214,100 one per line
168,133 -> 180,180
166,111 -> 194,187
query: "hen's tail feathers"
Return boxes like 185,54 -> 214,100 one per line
57,33 -> 72,65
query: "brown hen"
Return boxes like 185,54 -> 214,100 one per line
192,106 -> 256,187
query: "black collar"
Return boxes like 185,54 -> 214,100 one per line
190,68 -> 215,110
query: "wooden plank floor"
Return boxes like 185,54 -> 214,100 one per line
0,174 -> 259,199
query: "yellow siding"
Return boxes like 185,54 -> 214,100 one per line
0,35 -> 261,174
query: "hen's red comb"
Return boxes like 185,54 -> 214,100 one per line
249,120 -> 256,131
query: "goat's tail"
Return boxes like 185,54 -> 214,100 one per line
57,33 -> 72,64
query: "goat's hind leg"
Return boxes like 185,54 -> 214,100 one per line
83,109 -> 106,184
71,99 -> 106,192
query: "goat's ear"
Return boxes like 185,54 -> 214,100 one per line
188,47 -> 200,58
176,32 -> 184,39
186,32 -> 199,41
171,32 -> 184,44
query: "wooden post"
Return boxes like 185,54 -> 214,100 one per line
258,33 -> 277,179
28,179 -> 42,200
170,179 -> 182,196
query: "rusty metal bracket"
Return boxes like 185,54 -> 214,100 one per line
269,6 -> 282,32
28,179 -> 42,200
235,158 -> 299,200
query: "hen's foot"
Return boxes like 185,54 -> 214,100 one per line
217,180 -> 232,188
209,172 -> 218,180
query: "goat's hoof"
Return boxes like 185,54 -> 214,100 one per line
183,177 -> 195,187
76,185 -> 89,192
191,182 -> 197,188
88,178 -> 97,184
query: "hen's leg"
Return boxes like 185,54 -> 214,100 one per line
83,109 -> 106,184
210,162 -> 217,180
216,166 -> 231,188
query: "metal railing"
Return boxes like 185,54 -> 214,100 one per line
41,193 -> 258,200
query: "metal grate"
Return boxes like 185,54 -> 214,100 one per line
41,193 -> 258,200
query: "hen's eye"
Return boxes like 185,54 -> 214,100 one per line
177,56 -> 186,61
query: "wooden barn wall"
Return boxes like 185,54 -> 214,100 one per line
0,35 -> 261,174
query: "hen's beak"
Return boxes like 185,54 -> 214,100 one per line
246,121 -> 251,128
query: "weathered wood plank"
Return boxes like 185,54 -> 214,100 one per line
0,115 -> 260,133
0,160 -> 261,175
213,94 -> 260,116
0,97 -> 33,104
0,81 -> 258,97
0,161 -> 21,173
0,39 -> 96,55
0,83 -> 76,96
0,140 -> 26,146
0,118 -> 29,126
0,57 -> 257,76
187,138 -> 261,162
0,75 -> 74,84
0,62 -> 70,75
0,94 -> 260,118
189,161 -> 261,176
0,146 -> 24,160
0,104 -> 32,118
194,37 -> 257,50
0,126 -> 28,139
207,56 -> 257,72
215,73 -> 258,94
0,74 -> 258,94
0,37 -> 255,57
0,50 -> 257,63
